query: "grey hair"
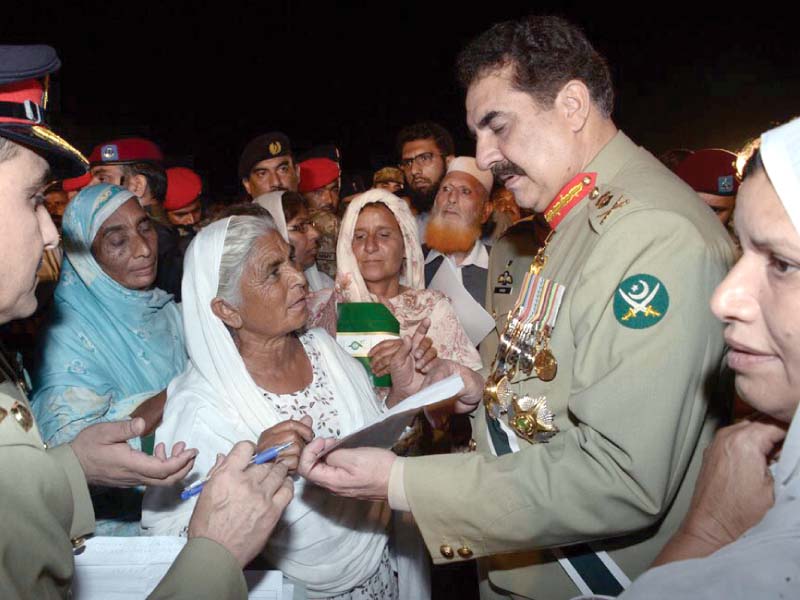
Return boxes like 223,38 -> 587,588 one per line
216,214 -> 279,307
0,136 -> 21,163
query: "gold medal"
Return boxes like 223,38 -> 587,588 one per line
534,348 -> 557,381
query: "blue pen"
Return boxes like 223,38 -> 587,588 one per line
180,440 -> 294,501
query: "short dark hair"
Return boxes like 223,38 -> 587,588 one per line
281,191 -> 309,222
456,15 -> 614,117
122,161 -> 167,202
396,121 -> 455,159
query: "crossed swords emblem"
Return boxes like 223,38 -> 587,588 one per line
618,279 -> 662,321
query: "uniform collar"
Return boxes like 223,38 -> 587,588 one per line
543,171 -> 597,229
585,130 -> 637,187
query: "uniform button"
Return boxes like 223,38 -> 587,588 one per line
440,544 -> 455,559
71,536 -> 87,550
582,176 -> 591,185
590,187 -> 600,200
457,546 -> 474,559
468,439 -> 477,452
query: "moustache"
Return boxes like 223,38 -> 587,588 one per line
491,161 -> 526,180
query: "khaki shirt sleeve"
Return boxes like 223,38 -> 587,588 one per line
0,444 -> 83,599
404,209 -> 729,563
148,537 -> 247,600
48,443 -> 95,540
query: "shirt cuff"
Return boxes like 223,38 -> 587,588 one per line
388,457 -> 411,511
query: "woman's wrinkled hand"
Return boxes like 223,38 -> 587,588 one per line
256,415 -> 314,472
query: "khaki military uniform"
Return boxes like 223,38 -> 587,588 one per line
0,351 -> 247,600
400,132 -> 736,599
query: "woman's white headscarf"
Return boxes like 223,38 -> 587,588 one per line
253,191 -> 331,291
336,188 -> 425,302
761,117 -> 800,234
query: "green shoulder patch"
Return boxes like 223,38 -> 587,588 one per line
613,273 -> 669,329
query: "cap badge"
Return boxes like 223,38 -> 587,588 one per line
718,175 -> 734,194
269,141 -> 282,156
614,274 -> 669,329
101,144 -> 119,162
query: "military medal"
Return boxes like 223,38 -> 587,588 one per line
483,172 -> 598,444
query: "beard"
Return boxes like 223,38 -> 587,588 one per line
408,170 -> 446,214
425,214 -> 482,255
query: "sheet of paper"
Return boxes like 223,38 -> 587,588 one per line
73,536 -> 288,599
429,259 -> 495,345
317,374 -> 464,458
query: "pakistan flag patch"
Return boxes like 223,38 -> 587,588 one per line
613,274 -> 669,329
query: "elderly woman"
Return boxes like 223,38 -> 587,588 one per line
254,190 -> 333,291
610,119 -> 800,598
142,213 -> 458,598
31,183 -> 186,535
314,188 -> 481,371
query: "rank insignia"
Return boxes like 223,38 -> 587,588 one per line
614,274 -> 669,329
10,401 -> 33,432
595,191 -> 613,208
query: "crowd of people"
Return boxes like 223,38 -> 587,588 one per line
0,13 -> 797,600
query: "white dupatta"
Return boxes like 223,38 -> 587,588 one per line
142,218 -> 392,597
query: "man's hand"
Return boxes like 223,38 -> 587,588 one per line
71,417 -> 197,487
188,441 -> 293,568
255,416 -> 314,472
653,419 -> 786,565
297,437 -> 395,501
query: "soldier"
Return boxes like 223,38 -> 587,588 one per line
239,131 -> 300,197
0,45 -> 292,599
300,15 -> 735,599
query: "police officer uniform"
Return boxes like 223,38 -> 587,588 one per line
396,131 -> 736,599
0,45 -> 248,600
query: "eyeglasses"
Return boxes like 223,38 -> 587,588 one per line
399,151 -> 443,170
287,220 -> 316,233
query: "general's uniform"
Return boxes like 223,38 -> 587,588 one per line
0,349 -> 249,599
399,132 -> 736,599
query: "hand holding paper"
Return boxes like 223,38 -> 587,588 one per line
298,375 -> 466,500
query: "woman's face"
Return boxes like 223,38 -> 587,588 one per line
92,198 -> 158,290
286,207 -> 320,270
710,168 -> 800,423
352,203 -> 405,286
235,231 -> 308,339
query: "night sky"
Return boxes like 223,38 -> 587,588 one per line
5,2 -> 798,197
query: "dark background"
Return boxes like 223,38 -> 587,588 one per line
4,1 -> 797,197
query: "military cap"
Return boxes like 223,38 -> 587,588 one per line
298,158 -> 339,193
61,171 -> 91,192
87,137 -> 164,166
238,132 -> 292,179
373,166 -> 404,186
164,166 -> 202,211
675,148 -> 740,196
0,45 -> 88,179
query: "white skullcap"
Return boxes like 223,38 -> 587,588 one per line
446,156 -> 494,195
761,117 -> 800,234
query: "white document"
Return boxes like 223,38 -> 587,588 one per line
317,374 -> 464,458
73,536 -> 290,599
429,259 -> 495,346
